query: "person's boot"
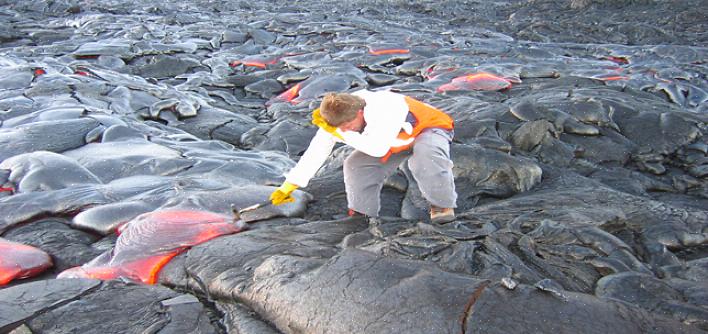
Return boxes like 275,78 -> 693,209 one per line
342,208 -> 369,223
347,209 -> 384,226
430,206 -> 455,224
348,209 -> 364,217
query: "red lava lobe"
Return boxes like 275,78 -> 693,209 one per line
0,239 -> 53,285
598,75 -> 630,81
59,210 -> 245,284
368,46 -> 410,55
230,54 -> 279,69
437,72 -> 513,92
605,56 -> 630,65
268,83 -> 302,105
32,68 -> 46,77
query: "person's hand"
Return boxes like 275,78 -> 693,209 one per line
312,109 -> 344,140
270,181 -> 298,205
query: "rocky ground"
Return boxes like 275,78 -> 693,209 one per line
0,0 -> 706,333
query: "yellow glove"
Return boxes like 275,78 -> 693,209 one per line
312,109 -> 344,140
270,181 -> 298,205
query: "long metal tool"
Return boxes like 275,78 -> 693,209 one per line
237,200 -> 272,214
231,199 -> 272,222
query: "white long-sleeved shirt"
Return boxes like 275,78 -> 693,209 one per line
284,90 -> 415,187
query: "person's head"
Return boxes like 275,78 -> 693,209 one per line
319,93 -> 366,130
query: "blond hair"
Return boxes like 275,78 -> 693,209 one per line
319,92 -> 366,126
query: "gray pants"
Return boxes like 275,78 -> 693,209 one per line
343,128 -> 457,217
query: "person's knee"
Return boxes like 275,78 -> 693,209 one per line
412,141 -> 448,164
343,154 -> 355,173
344,153 -> 382,184
410,148 -> 452,178
343,152 -> 365,176
412,140 -> 438,158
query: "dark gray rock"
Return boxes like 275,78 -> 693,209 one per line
217,302 -> 281,334
596,272 -> 708,330
24,280 -> 217,334
0,151 -> 102,193
62,136 -> 192,183
72,41 -> 133,58
466,282 -> 702,333
0,279 -> 100,333
234,248 -> 487,334
451,143 -> 542,205
71,200 -> 157,235
252,120 -> 318,158
174,105 -> 258,146
0,185 -> 109,234
0,118 -> 99,161
130,55 -> 202,79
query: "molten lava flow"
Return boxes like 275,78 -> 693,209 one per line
368,46 -> 410,55
33,68 -> 46,77
267,83 -> 302,106
0,239 -> 53,285
605,56 -> 630,65
59,209 -> 245,284
230,55 -> 279,69
437,72 -> 512,92
598,75 -> 629,81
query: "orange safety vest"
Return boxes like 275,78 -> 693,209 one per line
381,96 -> 454,162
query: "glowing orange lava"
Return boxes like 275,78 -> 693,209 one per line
59,209 -> 245,284
437,72 -> 512,92
267,83 -> 302,106
230,55 -> 279,69
0,239 -> 53,285
368,47 -> 410,55
598,75 -> 629,81
605,56 -> 629,65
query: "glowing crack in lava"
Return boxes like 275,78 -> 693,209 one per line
33,68 -> 46,77
368,46 -> 410,55
229,54 -> 279,69
0,238 -> 53,285
267,83 -> 302,105
59,210 -> 246,284
596,75 -> 630,81
437,72 -> 512,92
604,56 -> 630,65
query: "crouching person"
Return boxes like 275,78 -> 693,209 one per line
270,90 -> 457,223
